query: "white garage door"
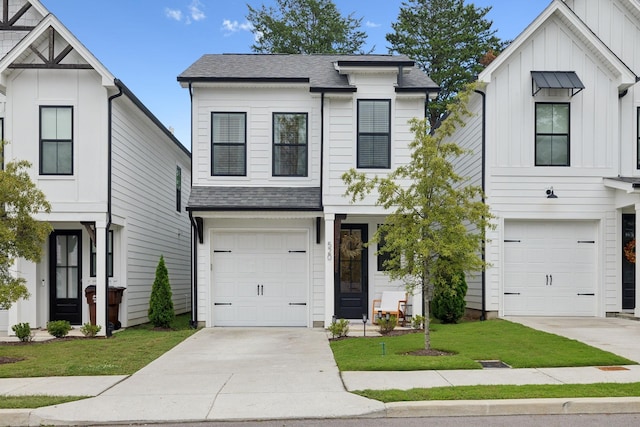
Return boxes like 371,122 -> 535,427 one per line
212,231 -> 308,326
503,221 -> 597,316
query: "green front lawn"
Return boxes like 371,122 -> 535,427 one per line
330,319 -> 635,371
0,314 -> 198,378
0,396 -> 89,409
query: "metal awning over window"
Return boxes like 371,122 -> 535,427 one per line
532,71 -> 585,97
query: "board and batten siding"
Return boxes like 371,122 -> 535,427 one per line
111,96 -> 191,326
5,69 -> 109,209
192,86 -> 321,187
323,94 -> 425,208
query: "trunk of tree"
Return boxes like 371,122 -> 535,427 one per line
424,295 -> 431,350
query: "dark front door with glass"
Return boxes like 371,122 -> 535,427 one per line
335,224 -> 368,319
622,214 -> 636,310
49,230 -> 82,324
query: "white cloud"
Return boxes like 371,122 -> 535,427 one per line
366,20 -> 381,28
165,8 -> 182,21
222,19 -> 253,35
165,1 -> 205,24
189,0 -> 206,22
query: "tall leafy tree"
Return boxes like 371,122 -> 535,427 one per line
0,142 -> 52,309
387,0 -> 507,129
247,0 -> 370,54
343,85 -> 493,350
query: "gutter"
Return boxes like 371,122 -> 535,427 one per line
107,82 -> 124,337
187,82 -> 198,329
474,89 -> 487,321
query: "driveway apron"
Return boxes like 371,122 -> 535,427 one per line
32,328 -> 384,424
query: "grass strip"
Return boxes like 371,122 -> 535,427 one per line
0,395 -> 89,409
354,382 -> 640,402
0,314 -> 197,378
331,319 -> 635,371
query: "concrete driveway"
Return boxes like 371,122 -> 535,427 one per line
32,328 -> 384,424
505,316 -> 640,363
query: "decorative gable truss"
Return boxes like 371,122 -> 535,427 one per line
9,25 -> 91,70
0,0 -> 41,32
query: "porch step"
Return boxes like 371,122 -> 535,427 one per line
609,312 -> 640,321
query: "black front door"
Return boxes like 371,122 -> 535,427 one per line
622,214 -> 636,310
335,224 -> 368,319
49,230 -> 82,324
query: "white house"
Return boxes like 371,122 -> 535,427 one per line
450,0 -> 640,318
0,0 -> 192,336
178,54 -> 439,327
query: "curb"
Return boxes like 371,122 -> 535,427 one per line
0,409 -> 33,427
384,397 -> 640,417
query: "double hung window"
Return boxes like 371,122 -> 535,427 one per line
40,106 -> 73,175
273,113 -> 308,176
535,103 -> 569,166
211,112 -> 246,176
358,100 -> 391,169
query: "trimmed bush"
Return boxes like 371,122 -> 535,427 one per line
327,318 -> 350,338
432,270 -> 467,324
377,315 -> 398,335
80,322 -> 101,337
411,314 -> 425,330
148,255 -> 175,328
46,320 -> 71,338
11,322 -> 33,342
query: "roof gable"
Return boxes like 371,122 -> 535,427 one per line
0,13 -> 115,90
480,0 -> 636,89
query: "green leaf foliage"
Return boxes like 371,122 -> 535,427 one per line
247,0 -> 370,54
148,255 -> 175,328
387,0 -> 508,128
0,141 -> 52,309
432,270 -> 467,323
342,84 -> 494,349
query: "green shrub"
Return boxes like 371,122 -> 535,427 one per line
80,322 -> 101,337
148,255 -> 175,328
327,318 -> 350,338
432,270 -> 467,324
46,320 -> 71,338
11,322 -> 33,342
411,314 -> 425,330
378,315 -> 398,335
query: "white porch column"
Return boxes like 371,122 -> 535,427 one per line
95,222 -> 107,337
632,203 -> 640,317
7,259 -> 19,335
324,213 -> 335,327
7,259 -> 37,334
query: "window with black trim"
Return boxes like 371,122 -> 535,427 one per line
273,113 -> 308,176
376,226 -> 393,272
637,107 -> 640,169
40,106 -> 73,175
535,103 -> 569,166
90,230 -> 113,277
211,112 -> 246,176
176,166 -> 182,212
358,99 -> 391,169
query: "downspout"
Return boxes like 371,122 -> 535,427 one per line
320,91 -> 325,210
107,81 -> 124,337
474,89 -> 487,321
188,81 -> 198,328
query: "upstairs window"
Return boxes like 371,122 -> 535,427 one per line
273,113 -> 308,177
535,103 -> 570,166
637,108 -> 640,169
40,106 -> 73,175
176,166 -> 182,212
211,112 -> 246,176
358,99 -> 391,169
90,230 -> 113,278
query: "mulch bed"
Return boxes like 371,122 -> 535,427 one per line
0,356 -> 25,365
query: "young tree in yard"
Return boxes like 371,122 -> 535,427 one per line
387,0 -> 507,129
0,142 -> 51,310
342,86 -> 493,351
246,0 -> 369,54
148,255 -> 175,328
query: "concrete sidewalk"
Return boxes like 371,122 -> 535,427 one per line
1,318 -> 640,425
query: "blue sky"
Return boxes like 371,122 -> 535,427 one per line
41,0 -> 550,149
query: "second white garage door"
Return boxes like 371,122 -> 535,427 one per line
503,220 -> 597,316
212,230 -> 308,326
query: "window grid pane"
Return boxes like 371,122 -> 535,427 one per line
212,113 -> 246,176
40,106 -> 73,175
358,100 -> 390,169
273,113 -> 308,176
535,103 -> 569,166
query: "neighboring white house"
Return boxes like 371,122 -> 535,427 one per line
179,54 -> 439,327
450,0 -> 640,318
0,0 -> 192,336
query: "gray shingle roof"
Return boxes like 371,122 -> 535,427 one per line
187,186 -> 322,211
177,54 -> 438,92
